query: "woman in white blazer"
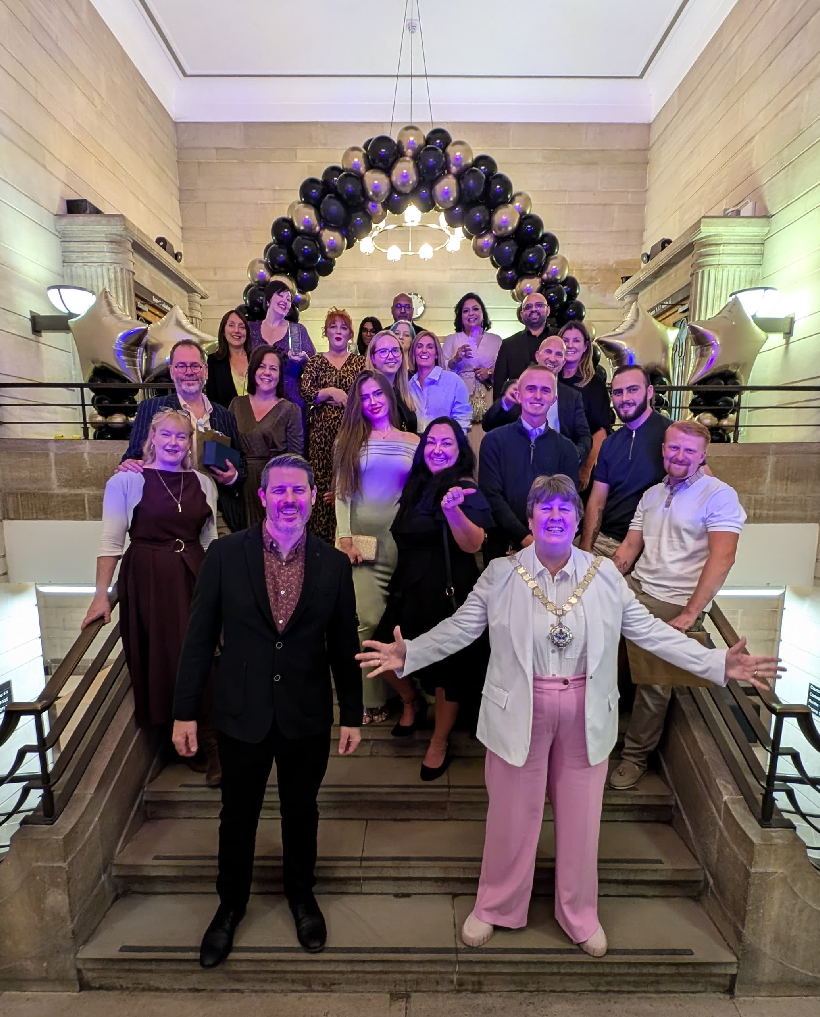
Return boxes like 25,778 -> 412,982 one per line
359,474 -> 777,958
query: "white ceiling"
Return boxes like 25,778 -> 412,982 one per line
90,0 -> 740,122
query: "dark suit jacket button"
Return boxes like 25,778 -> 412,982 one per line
275,641 -> 283,649
273,674 -> 281,682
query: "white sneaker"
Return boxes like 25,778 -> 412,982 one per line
461,911 -> 494,948
579,924 -> 608,957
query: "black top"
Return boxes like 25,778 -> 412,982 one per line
396,391 -> 418,434
478,420 -> 580,547
594,410 -> 673,541
482,381 -> 592,464
561,371 -> 613,435
205,354 -> 241,409
492,326 -> 553,400
174,526 -> 363,742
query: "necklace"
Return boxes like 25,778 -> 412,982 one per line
511,554 -> 603,648
155,469 -> 184,513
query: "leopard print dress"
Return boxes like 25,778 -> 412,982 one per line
300,352 -> 366,544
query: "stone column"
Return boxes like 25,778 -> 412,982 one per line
688,217 -> 771,321
54,215 -> 137,316
187,292 -> 203,330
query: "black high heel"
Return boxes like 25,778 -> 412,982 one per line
391,696 -> 427,737
420,748 -> 452,781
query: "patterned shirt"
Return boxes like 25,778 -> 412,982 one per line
262,524 -> 306,631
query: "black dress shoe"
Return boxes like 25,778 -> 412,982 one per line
199,903 -> 245,969
288,894 -> 327,953
391,699 -> 427,737
420,751 -> 452,782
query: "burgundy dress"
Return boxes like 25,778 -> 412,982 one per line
118,470 -> 211,727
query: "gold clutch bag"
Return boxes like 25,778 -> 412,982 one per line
335,534 -> 378,562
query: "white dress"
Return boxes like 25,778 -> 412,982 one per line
442,330 -> 503,419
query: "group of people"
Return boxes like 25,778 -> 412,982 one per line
80,284 -> 780,972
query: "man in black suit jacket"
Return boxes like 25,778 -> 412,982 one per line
173,454 -> 363,967
492,291 -> 555,400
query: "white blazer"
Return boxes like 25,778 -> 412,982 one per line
404,545 -> 727,767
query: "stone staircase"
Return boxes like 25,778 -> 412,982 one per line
76,722 -> 738,992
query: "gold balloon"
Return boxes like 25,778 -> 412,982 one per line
397,125 -> 426,157
446,140 -> 473,176
363,168 -> 391,203
391,156 -> 419,195
432,174 -> 460,209
491,203 -> 520,237
514,277 -> 541,303
68,289 -> 145,383
268,273 -> 295,293
367,201 -> 387,224
342,146 -> 369,177
87,409 -> 106,429
293,291 -> 311,312
596,303 -> 674,375
697,412 -> 719,428
247,258 -> 270,285
319,227 -> 345,259
719,414 -> 737,431
291,202 -> 320,235
687,295 -> 768,386
287,199 -> 301,221
542,253 -> 569,283
511,191 -> 532,216
472,232 -> 496,259
106,413 -> 129,429
141,306 -> 218,380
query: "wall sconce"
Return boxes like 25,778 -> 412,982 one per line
730,287 -> 795,337
30,286 -> 96,335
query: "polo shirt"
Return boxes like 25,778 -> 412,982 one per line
594,410 -> 672,541
631,470 -> 746,607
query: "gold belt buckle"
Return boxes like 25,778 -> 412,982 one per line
174,538 -> 185,553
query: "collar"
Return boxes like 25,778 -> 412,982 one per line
519,417 -> 548,438
413,365 -> 442,385
177,390 -> 213,423
662,464 -> 706,503
533,546 -> 577,583
262,523 -> 306,562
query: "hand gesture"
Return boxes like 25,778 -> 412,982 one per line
501,381 -> 520,411
441,486 -> 475,512
474,367 -> 491,383
455,343 -> 473,362
724,636 -> 783,693
172,720 -> 198,757
338,726 -> 361,755
338,536 -> 363,565
357,626 -> 407,677
288,349 -> 308,363
115,458 -> 144,475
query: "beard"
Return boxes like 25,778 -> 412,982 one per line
615,392 -> 649,423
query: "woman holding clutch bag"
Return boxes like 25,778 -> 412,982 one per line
335,370 -> 419,723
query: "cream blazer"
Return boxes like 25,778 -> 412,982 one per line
403,544 -> 727,767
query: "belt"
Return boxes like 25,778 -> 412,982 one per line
533,674 -> 587,689
129,537 -> 198,553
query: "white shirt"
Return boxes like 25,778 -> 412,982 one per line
408,365 -> 473,434
631,470 -> 746,607
520,418 -> 547,442
529,552 -> 588,678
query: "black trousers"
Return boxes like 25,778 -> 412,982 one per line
216,719 -> 331,909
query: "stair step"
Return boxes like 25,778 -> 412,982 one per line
113,817 -> 703,896
332,723 -> 485,757
76,893 -> 736,992
145,758 -> 674,822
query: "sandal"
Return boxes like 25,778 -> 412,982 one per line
362,705 -> 391,725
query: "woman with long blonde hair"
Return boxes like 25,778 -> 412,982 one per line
334,370 -> 419,723
365,329 -> 417,433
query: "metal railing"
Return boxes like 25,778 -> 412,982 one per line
696,602 -> 820,837
0,589 -> 130,827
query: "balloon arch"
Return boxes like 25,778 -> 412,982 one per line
241,126 -> 587,327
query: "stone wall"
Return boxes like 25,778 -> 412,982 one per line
644,0 -> 820,410
176,122 -> 649,346
0,0 -> 181,388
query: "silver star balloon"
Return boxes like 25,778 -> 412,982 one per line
596,303 -> 674,375
139,306 -> 218,380
687,296 -> 767,386
68,289 -> 145,382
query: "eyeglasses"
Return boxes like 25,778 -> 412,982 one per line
374,348 -> 402,360
393,303 -> 412,313
361,326 -> 376,334
172,362 -> 205,374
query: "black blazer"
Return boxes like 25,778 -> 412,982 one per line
482,383 -> 592,464
205,354 -> 240,409
174,527 -> 363,743
492,327 -> 551,400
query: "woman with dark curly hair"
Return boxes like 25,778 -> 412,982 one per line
356,315 -> 383,355
442,293 -> 502,425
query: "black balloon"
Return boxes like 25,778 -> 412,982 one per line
518,244 -> 546,276
347,208 -> 373,239
418,145 -> 447,182
425,127 -> 452,151
562,274 -> 580,301
245,283 -> 267,317
463,204 -> 490,238
542,283 -> 567,312
322,165 -> 343,191
539,231 -> 560,258
292,235 -> 320,268
486,173 -> 513,209
299,177 -> 324,207
564,299 -> 586,321
490,238 -> 518,269
367,135 -> 399,171
716,394 -> 736,411
515,214 -> 544,247
242,282 -> 254,301
385,190 -> 410,215
362,137 -> 374,153
336,171 -> 364,206
344,227 -> 356,249
315,254 -> 335,277
265,244 -> 292,274
271,216 -> 297,246
472,154 -> 498,177
412,183 -> 435,213
443,204 -> 466,228
496,266 -> 519,290
460,166 -> 487,204
320,194 -> 348,228
295,268 -> 319,292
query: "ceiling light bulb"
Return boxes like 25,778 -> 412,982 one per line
445,235 -> 461,253
359,236 -> 375,255
418,243 -> 434,260
47,285 -> 96,315
387,245 -> 402,262
404,204 -> 422,226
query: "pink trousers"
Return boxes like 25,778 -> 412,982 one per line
473,675 -> 608,943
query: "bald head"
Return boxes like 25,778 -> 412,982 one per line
391,293 -> 413,322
